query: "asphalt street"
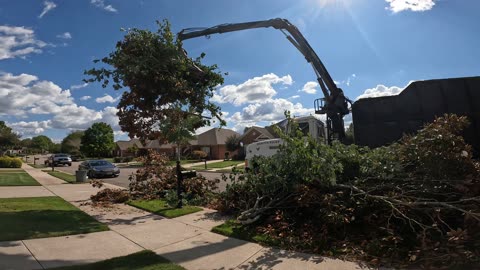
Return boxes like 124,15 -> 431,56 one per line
27,155 -> 228,191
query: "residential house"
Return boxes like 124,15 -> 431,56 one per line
142,140 -> 176,157
114,138 -> 143,157
275,115 -> 326,142
238,126 -> 276,146
194,128 -> 240,160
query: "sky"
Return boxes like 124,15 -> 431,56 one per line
0,0 -> 479,142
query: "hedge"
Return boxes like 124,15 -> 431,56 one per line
0,156 -> 22,168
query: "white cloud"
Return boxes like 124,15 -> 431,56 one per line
356,81 -> 413,100
299,81 -> 318,94
95,94 -> 119,103
39,1 -> 57,18
1,72 -> 124,137
289,95 -> 300,100
8,120 -> 51,136
336,73 -> 357,87
230,98 -> 313,125
91,0 -> 118,12
80,96 -> 91,101
385,0 -> 436,13
0,25 -> 47,60
56,32 -> 72,39
71,83 -> 88,90
211,73 -> 292,106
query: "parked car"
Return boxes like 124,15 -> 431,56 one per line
44,153 -> 72,167
78,160 -> 120,178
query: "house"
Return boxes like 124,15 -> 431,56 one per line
275,115 -> 326,142
114,138 -> 143,157
238,126 -> 276,146
194,128 -> 240,159
143,140 -> 176,157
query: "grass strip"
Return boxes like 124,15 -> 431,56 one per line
50,250 -> 185,270
190,160 -> 244,170
212,219 -> 280,247
128,199 -> 202,218
28,163 -> 47,169
43,170 -> 76,183
0,196 -> 108,241
0,171 -> 40,186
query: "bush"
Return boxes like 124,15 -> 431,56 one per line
192,150 -> 207,160
0,156 -> 22,168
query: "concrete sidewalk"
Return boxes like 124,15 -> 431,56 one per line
0,164 -> 367,270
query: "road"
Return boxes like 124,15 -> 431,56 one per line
28,155 -> 228,191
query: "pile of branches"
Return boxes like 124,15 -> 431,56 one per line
216,114 -> 480,269
129,150 -> 219,203
89,180 -> 130,206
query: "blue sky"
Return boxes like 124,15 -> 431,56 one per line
0,0 -> 479,142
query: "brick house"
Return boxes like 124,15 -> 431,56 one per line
238,126 -> 276,146
114,138 -> 143,157
194,128 -> 240,160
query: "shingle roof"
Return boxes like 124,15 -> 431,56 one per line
116,138 -> 143,151
239,126 -> 276,141
197,128 -> 240,145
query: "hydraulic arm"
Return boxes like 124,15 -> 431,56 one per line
178,18 -> 350,142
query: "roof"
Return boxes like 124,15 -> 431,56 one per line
116,138 -> 143,151
239,126 -> 276,141
197,128 -> 240,145
143,140 -> 174,149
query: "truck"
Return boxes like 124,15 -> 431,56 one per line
245,139 -> 283,170
44,153 -> 72,167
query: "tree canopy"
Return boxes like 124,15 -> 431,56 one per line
61,131 -> 84,154
84,19 -> 225,142
80,122 -> 115,158
0,121 -> 20,150
31,135 -> 53,152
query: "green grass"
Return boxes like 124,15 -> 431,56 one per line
0,196 -> 109,241
190,160 -> 244,170
42,170 -> 76,183
212,219 -> 279,247
28,163 -> 47,168
50,250 -> 185,270
166,160 -> 199,166
0,170 -> 40,186
127,199 -> 202,218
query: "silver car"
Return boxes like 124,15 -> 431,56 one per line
78,160 -> 120,178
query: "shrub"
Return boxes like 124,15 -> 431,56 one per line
0,156 -> 22,168
192,150 -> 207,160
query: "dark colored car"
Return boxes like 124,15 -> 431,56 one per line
78,160 -> 120,178
44,153 -> 72,167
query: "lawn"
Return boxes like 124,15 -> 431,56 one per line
51,250 -> 185,270
0,196 -> 109,241
190,160 -> 244,170
43,170 -> 76,183
212,219 -> 279,247
0,170 -> 40,186
166,159 -> 199,166
127,199 -> 202,218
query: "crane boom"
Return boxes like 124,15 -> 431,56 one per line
178,18 -> 349,142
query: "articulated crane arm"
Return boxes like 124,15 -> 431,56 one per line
178,18 -> 350,142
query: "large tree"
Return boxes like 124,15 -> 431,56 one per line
61,131 -> 84,154
0,121 -> 20,151
84,19 -> 225,142
80,122 -> 115,158
31,135 -> 53,153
